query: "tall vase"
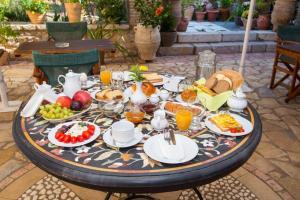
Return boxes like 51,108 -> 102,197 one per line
130,82 -> 147,105
134,24 -> 161,61
65,3 -> 82,22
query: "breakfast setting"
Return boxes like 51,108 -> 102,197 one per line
19,64 -> 254,167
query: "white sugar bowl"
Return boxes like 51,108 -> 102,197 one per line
149,94 -> 160,104
227,88 -> 248,112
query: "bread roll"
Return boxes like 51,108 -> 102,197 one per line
219,69 -> 244,90
213,80 -> 231,94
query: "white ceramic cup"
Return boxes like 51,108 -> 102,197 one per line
111,120 -> 135,143
159,90 -> 169,101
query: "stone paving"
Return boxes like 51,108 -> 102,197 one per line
0,53 -> 300,200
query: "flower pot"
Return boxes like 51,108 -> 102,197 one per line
234,16 -> 243,26
65,3 -> 82,22
177,18 -> 189,32
26,11 -> 45,24
184,5 -> 195,21
161,31 -> 177,47
168,0 -> 182,27
257,14 -> 271,30
241,17 -> 257,29
195,11 -> 206,22
207,9 -> 219,22
0,50 -> 9,66
219,8 -> 230,21
134,24 -> 161,61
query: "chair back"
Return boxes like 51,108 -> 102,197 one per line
277,25 -> 300,43
32,49 -> 99,86
46,22 -> 87,42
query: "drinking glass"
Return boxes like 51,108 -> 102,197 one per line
176,109 -> 193,131
100,67 -> 112,87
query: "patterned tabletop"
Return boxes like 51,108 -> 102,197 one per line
13,76 -> 262,192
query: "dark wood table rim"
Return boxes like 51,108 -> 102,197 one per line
13,103 -> 262,194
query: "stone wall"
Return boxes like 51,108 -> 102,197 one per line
127,0 -> 139,27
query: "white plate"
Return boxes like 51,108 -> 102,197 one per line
205,113 -> 253,137
175,94 -> 199,105
91,90 -> 128,103
48,121 -> 101,148
103,128 -> 144,148
112,71 -> 133,82
143,134 -> 199,164
42,104 -> 92,124
81,80 -> 96,90
160,101 -> 204,116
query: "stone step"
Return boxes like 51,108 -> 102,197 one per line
177,31 -> 276,43
158,41 -> 276,56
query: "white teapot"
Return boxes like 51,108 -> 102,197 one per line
151,109 -> 169,130
227,88 -> 248,112
58,70 -> 81,98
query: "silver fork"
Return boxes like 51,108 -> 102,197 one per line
163,130 -> 171,145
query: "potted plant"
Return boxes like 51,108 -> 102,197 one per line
177,2 -> 189,32
134,0 -> 166,61
129,65 -> 149,105
195,2 -> 206,22
206,0 -> 219,21
256,0 -> 271,30
182,0 -> 195,21
160,4 -> 177,47
63,0 -> 84,22
21,0 -> 48,24
218,0 -> 232,21
241,10 -> 258,29
231,1 -> 244,26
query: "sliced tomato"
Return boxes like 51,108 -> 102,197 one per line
77,135 -> 84,142
70,136 -> 77,144
82,131 -> 91,139
87,125 -> 95,131
63,135 -> 71,143
87,128 -> 94,134
57,134 -> 65,142
55,132 -> 64,140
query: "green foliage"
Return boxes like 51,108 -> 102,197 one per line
256,0 -> 271,14
20,0 -> 49,14
219,0 -> 232,8
241,10 -> 258,19
160,4 -> 176,32
195,1 -> 205,12
90,0 -> 127,24
129,65 -> 148,82
0,7 -> 19,46
181,0 -> 195,7
134,0 -> 166,28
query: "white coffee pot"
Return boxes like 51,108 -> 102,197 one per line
58,70 -> 81,98
151,109 -> 169,130
227,87 -> 248,112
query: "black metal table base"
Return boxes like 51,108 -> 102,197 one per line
104,188 -> 203,200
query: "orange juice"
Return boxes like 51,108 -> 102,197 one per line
176,109 -> 193,131
100,70 -> 112,86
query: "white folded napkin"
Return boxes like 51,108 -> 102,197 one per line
158,135 -> 185,162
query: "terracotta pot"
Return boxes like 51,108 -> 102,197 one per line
166,0 -> 182,27
207,9 -> 219,21
0,50 -> 9,66
257,14 -> 271,30
65,3 -> 82,22
184,5 -> 195,21
161,31 -> 177,47
271,0 -> 297,31
26,11 -> 45,24
241,17 -> 257,29
134,24 -> 161,61
195,11 -> 206,22
219,8 -> 230,21
177,18 -> 189,32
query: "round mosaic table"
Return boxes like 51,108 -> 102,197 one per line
13,84 -> 262,200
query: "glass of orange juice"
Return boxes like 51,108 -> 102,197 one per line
100,66 -> 112,87
175,109 -> 193,131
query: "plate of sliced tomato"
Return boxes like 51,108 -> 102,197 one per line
48,121 -> 101,147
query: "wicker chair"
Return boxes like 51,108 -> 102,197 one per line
32,49 -> 99,86
46,22 -> 87,42
270,25 -> 300,102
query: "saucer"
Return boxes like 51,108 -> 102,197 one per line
103,128 -> 144,148
82,80 -> 96,89
143,134 -> 198,164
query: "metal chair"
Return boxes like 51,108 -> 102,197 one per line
46,22 -> 88,42
32,49 -> 99,86
270,25 -> 300,102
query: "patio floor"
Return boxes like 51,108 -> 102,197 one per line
0,53 -> 300,200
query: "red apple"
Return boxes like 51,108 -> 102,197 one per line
72,91 -> 92,108
56,96 -> 72,108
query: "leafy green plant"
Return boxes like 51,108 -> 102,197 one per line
241,10 -> 258,19
134,0 -> 167,28
21,0 -> 49,14
0,7 -> 19,47
195,2 -> 205,12
129,65 -> 148,82
219,0 -> 232,8
160,4 -> 176,32
181,0 -> 196,7
2,2 -> 29,22
256,0 -> 271,14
